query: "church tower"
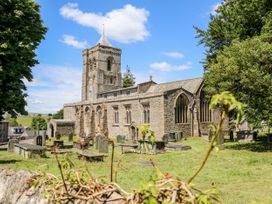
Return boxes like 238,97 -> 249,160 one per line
81,32 -> 122,102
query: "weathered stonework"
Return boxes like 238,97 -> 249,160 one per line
62,34 -> 227,140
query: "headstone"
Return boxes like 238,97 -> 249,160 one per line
95,135 -> 102,150
116,135 -> 125,143
36,135 -> 43,146
162,134 -> 169,143
237,130 -> 253,142
55,131 -> 61,140
53,140 -> 64,148
68,133 -> 73,142
7,139 -> 18,152
98,139 -> 108,153
229,130 -> 234,141
175,132 -> 183,141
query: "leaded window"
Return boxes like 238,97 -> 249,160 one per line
175,94 -> 188,123
200,92 -> 212,122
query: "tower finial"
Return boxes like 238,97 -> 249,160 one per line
97,23 -> 112,47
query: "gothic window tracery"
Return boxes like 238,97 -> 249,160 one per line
175,94 -> 188,123
143,103 -> 150,124
113,106 -> 119,124
200,91 -> 212,122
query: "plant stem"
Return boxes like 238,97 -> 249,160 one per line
109,140 -> 115,182
54,147 -> 69,195
188,112 -> 225,184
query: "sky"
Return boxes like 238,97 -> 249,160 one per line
26,0 -> 222,114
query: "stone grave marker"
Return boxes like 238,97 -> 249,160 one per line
95,135 -> 102,150
68,133 -> 73,142
7,139 -> 18,152
36,135 -> 43,146
98,139 -> 108,153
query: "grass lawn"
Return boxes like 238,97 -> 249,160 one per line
0,137 -> 272,203
16,115 -> 50,128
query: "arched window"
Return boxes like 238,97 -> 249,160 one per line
200,91 -> 212,122
175,94 -> 188,123
96,106 -> 102,127
107,58 -> 111,71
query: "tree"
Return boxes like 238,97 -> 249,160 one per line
195,0 -> 272,125
0,0 -> 47,119
31,115 -> 47,130
195,0 -> 272,68
5,115 -> 19,126
122,66 -> 136,88
53,109 -> 64,119
204,36 -> 272,126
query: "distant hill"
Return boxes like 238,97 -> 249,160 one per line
16,115 -> 51,128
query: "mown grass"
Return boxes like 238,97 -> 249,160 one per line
16,115 -> 50,128
0,137 -> 272,203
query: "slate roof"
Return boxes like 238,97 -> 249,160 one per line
146,77 -> 203,95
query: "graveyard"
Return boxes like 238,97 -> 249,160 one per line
1,0 -> 272,203
0,135 -> 272,203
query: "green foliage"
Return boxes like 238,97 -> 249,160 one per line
53,109 -> 63,119
138,124 -> 150,140
31,115 -> 47,130
1,138 -> 272,203
205,37 -> 272,125
5,115 -> 19,126
195,0 -> 272,68
188,92 -> 243,183
122,66 -> 136,88
0,0 -> 47,119
196,0 -> 272,126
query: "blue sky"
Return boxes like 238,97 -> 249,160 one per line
27,0 -> 221,114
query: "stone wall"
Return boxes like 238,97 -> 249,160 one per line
164,90 -> 194,137
63,106 -> 76,121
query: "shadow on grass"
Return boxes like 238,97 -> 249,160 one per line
0,159 -> 22,164
226,138 -> 272,152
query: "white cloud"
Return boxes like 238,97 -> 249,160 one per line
26,64 -> 81,114
150,61 -> 192,72
60,3 -> 150,43
163,52 -> 184,59
61,34 -> 88,49
211,3 -> 221,15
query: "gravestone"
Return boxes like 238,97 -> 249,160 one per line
68,133 -> 73,142
7,139 -> 18,152
162,133 -> 169,143
36,136 -> 43,146
95,135 -> 102,150
237,130 -> 253,142
98,139 -> 108,153
116,135 -> 125,143
175,132 -> 183,141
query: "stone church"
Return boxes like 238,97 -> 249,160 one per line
48,33 -> 222,140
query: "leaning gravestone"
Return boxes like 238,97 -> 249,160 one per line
99,139 -> 108,153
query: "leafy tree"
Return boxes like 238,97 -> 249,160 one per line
5,115 -> 19,126
195,0 -> 272,68
53,109 -> 64,119
196,0 -> 272,126
31,115 -> 47,130
204,36 -> 272,126
122,66 -> 136,88
0,0 -> 47,119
